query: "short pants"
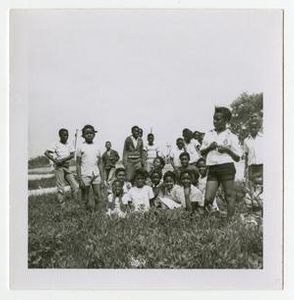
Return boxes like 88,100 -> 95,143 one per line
248,164 -> 263,182
82,173 -> 101,186
207,162 -> 236,182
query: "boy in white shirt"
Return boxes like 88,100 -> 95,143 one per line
182,128 -> 201,166
243,120 -> 263,184
122,169 -> 154,212
174,170 -> 204,212
170,138 -> 185,169
200,107 -> 242,219
44,128 -> 78,205
76,125 -> 105,210
144,133 -> 161,172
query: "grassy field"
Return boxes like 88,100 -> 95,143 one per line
28,182 -> 263,269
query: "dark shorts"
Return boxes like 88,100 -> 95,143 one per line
207,163 -> 236,182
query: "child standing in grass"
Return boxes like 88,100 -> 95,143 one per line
200,107 -> 241,219
122,169 -> 154,212
174,170 -> 204,212
102,141 -> 120,191
123,126 -> 144,182
170,138 -> 185,170
44,128 -> 79,205
144,133 -> 161,172
76,125 -> 105,211
243,119 -> 263,184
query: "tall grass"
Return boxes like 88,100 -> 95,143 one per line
28,189 -> 262,269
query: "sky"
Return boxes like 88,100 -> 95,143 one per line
23,10 -> 282,157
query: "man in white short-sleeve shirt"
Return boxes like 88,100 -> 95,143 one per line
243,120 -> 263,182
44,128 -> 78,204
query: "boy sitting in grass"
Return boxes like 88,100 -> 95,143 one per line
113,167 -> 132,193
122,168 -> 154,212
44,128 -> 79,206
76,125 -> 105,211
174,170 -> 204,213
106,179 -> 127,217
157,171 -> 181,210
175,152 -> 199,187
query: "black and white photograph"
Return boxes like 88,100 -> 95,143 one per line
9,8 -> 283,289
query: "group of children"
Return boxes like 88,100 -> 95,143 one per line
44,107 -> 263,219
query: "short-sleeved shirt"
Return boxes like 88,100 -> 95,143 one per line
201,129 -> 242,166
184,139 -> 200,164
47,141 -> 74,168
174,185 -> 204,207
122,186 -> 154,211
170,147 -> 185,168
243,133 -> 263,166
197,175 -> 207,194
76,142 -> 101,176
144,144 -> 160,162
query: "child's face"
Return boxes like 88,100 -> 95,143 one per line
213,112 -> 226,131
135,175 -> 145,188
181,173 -> 191,188
59,131 -> 68,143
83,128 -> 95,143
147,135 -> 154,144
164,176 -> 175,190
197,161 -> 207,177
151,173 -> 161,185
249,124 -> 259,137
153,158 -> 162,169
132,128 -> 140,139
112,182 -> 123,196
116,171 -> 126,182
176,139 -> 184,149
105,142 -> 111,150
193,132 -> 200,141
180,156 -> 189,167
183,133 -> 191,143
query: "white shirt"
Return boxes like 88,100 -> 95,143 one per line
170,147 -> 185,167
76,142 -> 101,176
197,176 -> 207,194
144,144 -> 160,162
184,139 -> 200,164
131,136 -> 139,149
201,129 -> 242,166
122,186 -> 154,211
47,141 -> 74,159
174,185 -> 204,207
243,132 -> 263,165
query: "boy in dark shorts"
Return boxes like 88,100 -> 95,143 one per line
200,107 -> 241,219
